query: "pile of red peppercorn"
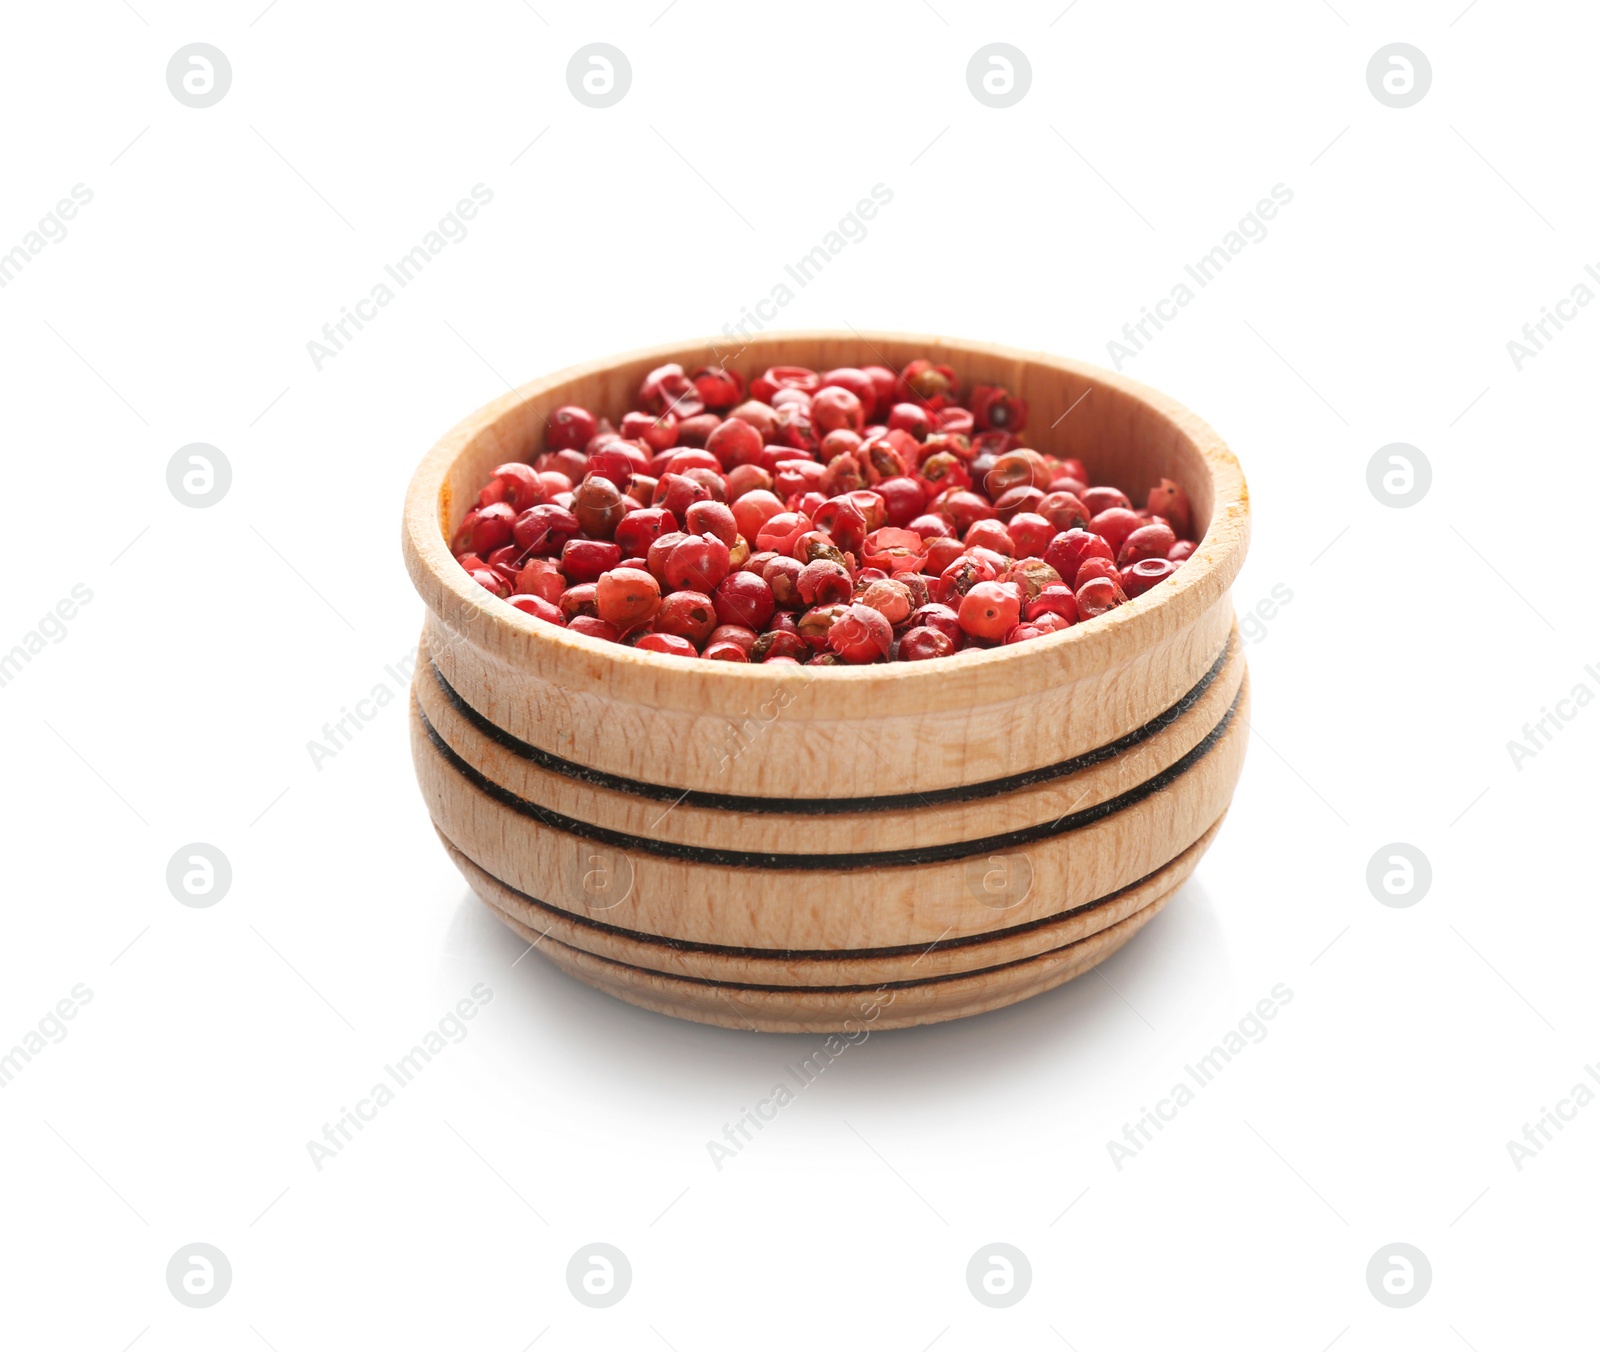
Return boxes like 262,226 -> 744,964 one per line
451,359 -> 1198,664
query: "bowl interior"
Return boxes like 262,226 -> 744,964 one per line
433,334 -> 1228,550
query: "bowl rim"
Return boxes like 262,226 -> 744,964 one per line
402,330 -> 1249,700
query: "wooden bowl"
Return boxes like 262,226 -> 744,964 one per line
403,333 -> 1250,1032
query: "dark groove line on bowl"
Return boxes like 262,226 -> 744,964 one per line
436,810 -> 1224,962
415,682 -> 1245,871
425,630 -> 1237,814
522,901 -> 1165,996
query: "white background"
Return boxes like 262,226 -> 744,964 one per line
2,0 -> 1596,1347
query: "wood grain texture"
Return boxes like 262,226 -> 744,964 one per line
409,673 -> 1249,950
414,628 -> 1245,854
402,334 -> 1252,1029
441,812 -> 1224,987
492,889 -> 1177,1033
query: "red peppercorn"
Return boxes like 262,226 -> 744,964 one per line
922,536 -> 966,576
811,386 -> 865,436
1042,529 -> 1114,583
470,502 -> 518,554
969,384 -> 1028,433
958,581 -> 1021,641
706,417 -> 765,470
663,534 -> 732,592
1003,558 -> 1061,601
1026,586 -> 1079,625
506,593 -> 565,624
512,503 -> 580,556
712,571 -> 776,629
1006,512 -> 1055,559
654,472 -> 712,522
858,577 -> 915,625
1082,485 -> 1133,515
727,399 -> 779,442
888,402 -> 934,442
546,405 -> 597,452
615,506 -> 676,558
750,365 -> 820,404
685,499 -> 738,547
479,462 -> 544,513
898,625 -> 955,661
900,359 -> 957,408
703,639 -> 750,662
620,409 -> 679,452
595,568 -> 661,627
1036,491 -> 1091,533
828,603 -> 892,663
818,367 -> 878,413
1088,507 -> 1143,555
1073,557 -> 1121,591
964,519 -> 1014,555
751,628 -> 809,663
570,476 -> 628,539
931,490 -> 994,535
638,363 -> 703,418
654,590 -> 718,647
1076,575 -> 1128,618
539,448 -> 589,482
633,631 -> 697,657
691,365 -> 745,411
1146,478 -> 1193,538
1167,539 -> 1198,563
1121,557 -> 1179,598
991,486 -> 1046,522
707,623 -> 758,653
561,538 -> 622,584
797,559 -> 852,606
673,412 -> 721,448
1117,521 -> 1177,567
568,614 -> 620,643
516,557 -> 566,602
468,567 -> 510,598
811,496 -> 869,556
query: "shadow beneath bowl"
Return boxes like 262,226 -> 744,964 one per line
438,870 -> 1230,1109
